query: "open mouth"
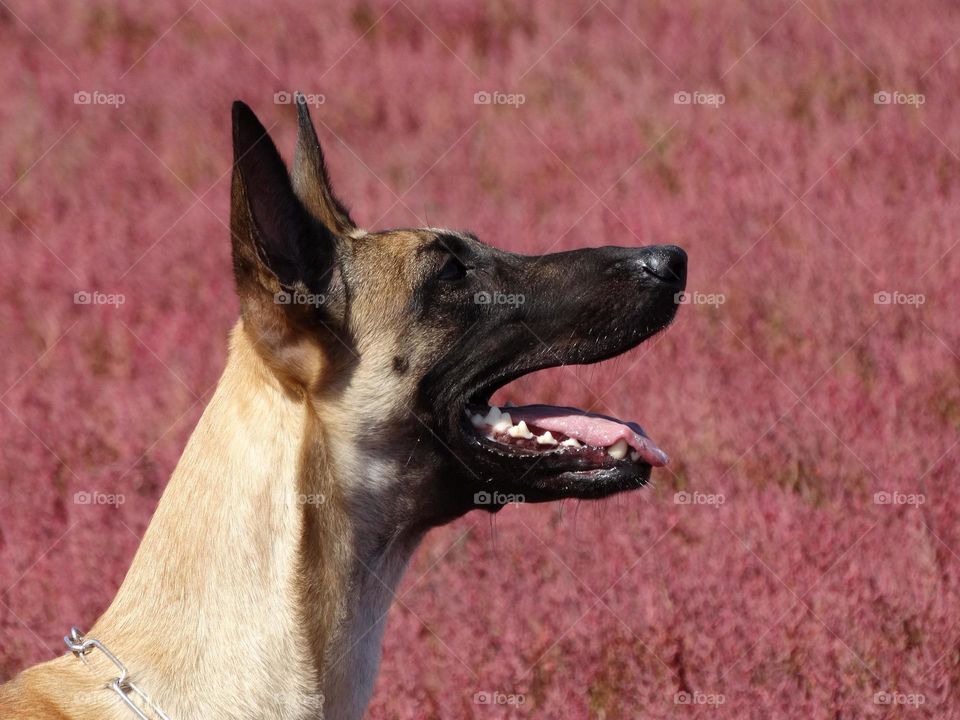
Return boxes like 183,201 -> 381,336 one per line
434,242 -> 686,505
463,402 -> 668,469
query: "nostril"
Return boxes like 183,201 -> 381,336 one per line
639,245 -> 687,286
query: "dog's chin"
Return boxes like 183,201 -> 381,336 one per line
502,465 -> 652,504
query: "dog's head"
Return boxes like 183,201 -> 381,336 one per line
230,99 -> 686,527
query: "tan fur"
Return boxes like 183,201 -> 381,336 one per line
1,228 -> 459,720
1,101 -> 504,719
2,98 -> 683,719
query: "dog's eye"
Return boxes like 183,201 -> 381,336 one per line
437,254 -> 468,282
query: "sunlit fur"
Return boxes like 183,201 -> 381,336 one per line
0,314 -> 444,719
0,103 -> 475,720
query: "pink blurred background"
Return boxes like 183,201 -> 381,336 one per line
1,0 -> 959,717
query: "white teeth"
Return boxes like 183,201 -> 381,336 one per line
508,421 -> 534,439
474,406 -> 641,460
483,406 -> 502,425
607,439 -> 629,460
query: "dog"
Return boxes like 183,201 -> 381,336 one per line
0,97 -> 686,719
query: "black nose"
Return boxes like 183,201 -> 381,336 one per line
638,245 -> 687,287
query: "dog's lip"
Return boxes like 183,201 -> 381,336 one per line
463,403 -> 668,467
469,431 -> 652,479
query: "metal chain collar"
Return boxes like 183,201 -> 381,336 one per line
64,627 -> 172,720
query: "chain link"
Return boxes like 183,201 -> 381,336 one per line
65,627 -> 172,720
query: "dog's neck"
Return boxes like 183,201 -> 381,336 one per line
86,323 -> 422,720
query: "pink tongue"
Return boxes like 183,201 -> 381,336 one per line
504,404 -> 669,467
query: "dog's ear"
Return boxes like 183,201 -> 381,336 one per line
230,101 -> 345,374
292,94 -> 358,236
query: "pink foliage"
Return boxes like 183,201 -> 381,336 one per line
1,0 -> 959,717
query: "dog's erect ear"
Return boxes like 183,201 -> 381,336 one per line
292,95 -> 358,236
230,101 -> 340,321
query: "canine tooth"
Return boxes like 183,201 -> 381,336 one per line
483,406 -> 502,425
630,450 -> 640,462
471,413 -> 485,428
607,439 -> 629,460
492,412 -> 513,432
536,431 -> 558,445
561,438 -> 582,448
508,421 -> 534,439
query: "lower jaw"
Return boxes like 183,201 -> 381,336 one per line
496,464 -> 652,503
466,419 -> 651,467
562,464 -> 652,495
468,435 -> 652,501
